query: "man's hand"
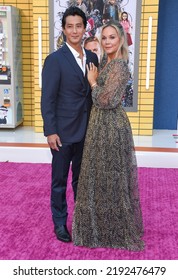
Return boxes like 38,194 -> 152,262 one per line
47,134 -> 62,151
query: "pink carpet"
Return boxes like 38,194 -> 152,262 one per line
0,162 -> 177,260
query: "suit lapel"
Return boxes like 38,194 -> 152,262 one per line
85,49 -> 91,66
62,44 -> 86,87
85,50 -> 94,93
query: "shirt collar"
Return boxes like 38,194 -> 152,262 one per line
66,42 -> 86,59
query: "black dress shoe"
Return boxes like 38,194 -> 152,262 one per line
54,225 -> 71,242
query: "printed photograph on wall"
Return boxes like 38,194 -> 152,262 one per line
49,0 -> 142,111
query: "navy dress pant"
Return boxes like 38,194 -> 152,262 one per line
50,139 -> 85,226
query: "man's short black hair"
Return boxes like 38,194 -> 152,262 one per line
62,6 -> 87,29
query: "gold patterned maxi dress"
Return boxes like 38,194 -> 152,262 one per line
72,58 -> 144,250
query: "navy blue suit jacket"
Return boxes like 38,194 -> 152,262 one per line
41,44 -> 98,143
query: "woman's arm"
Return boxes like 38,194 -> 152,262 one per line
92,59 -> 130,109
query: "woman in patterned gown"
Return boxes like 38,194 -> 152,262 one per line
72,20 -> 144,250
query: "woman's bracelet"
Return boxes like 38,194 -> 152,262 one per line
91,82 -> 97,89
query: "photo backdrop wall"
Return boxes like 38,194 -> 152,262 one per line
49,0 -> 142,112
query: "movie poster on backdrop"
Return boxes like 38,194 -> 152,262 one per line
49,0 -> 142,111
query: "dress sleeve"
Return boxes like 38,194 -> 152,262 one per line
92,59 -> 130,109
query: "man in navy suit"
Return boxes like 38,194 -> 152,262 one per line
41,6 -> 98,242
